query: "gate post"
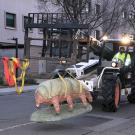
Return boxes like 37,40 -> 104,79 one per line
72,39 -> 78,64
24,28 -> 30,58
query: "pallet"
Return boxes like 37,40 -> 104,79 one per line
30,103 -> 92,122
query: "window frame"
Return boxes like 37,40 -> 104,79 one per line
122,11 -> 127,19
88,0 -> 92,13
94,30 -> 100,40
95,4 -> 100,15
5,12 -> 16,29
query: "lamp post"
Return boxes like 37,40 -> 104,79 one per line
12,37 -> 18,77
12,38 -> 18,58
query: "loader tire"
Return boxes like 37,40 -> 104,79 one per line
91,91 -> 98,101
102,76 -> 121,112
127,75 -> 135,103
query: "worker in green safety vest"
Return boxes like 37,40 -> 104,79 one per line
112,47 -> 131,66
112,47 -> 131,95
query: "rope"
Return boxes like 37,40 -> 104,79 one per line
58,73 -> 68,97
65,71 -> 83,93
14,59 -> 29,95
2,57 -> 29,95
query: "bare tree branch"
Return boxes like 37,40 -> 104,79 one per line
37,0 -> 131,37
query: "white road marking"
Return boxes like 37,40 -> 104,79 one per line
0,122 -> 36,132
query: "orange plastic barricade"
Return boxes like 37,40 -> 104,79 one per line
2,57 -> 20,86
2,57 -> 29,95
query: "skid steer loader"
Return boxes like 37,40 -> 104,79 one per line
52,34 -> 135,112
91,37 -> 135,112
69,36 -> 135,112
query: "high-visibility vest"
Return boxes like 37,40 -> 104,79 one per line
113,52 -> 131,66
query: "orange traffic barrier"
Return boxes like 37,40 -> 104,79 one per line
2,57 -> 29,94
2,57 -> 20,86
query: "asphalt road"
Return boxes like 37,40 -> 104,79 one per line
0,91 -> 135,135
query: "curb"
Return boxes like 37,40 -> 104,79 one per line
0,85 -> 38,95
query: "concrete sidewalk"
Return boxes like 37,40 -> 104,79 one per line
0,85 -> 38,95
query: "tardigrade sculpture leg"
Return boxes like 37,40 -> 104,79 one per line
35,91 -> 43,108
52,96 -> 60,114
66,95 -> 74,111
85,91 -> 93,103
79,93 -> 88,106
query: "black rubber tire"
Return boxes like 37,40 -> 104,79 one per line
91,91 -> 98,101
102,75 -> 121,112
127,75 -> 135,103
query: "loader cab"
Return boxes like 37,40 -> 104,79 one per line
94,37 -> 135,112
97,38 -> 135,75
99,39 -> 135,65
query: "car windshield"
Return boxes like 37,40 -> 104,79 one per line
69,65 -> 83,68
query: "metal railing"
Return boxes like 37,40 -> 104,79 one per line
24,13 -> 89,29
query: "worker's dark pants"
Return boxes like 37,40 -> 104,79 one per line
120,66 -> 131,88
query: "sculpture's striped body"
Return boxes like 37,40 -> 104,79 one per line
35,78 -> 92,114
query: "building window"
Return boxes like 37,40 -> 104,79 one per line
122,11 -> 127,19
95,4 -> 100,15
88,0 -> 92,13
95,30 -> 100,40
128,12 -> 135,20
85,1 -> 92,13
129,34 -> 134,40
6,12 -> 16,28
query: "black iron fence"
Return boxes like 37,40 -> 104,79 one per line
24,13 -> 89,29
